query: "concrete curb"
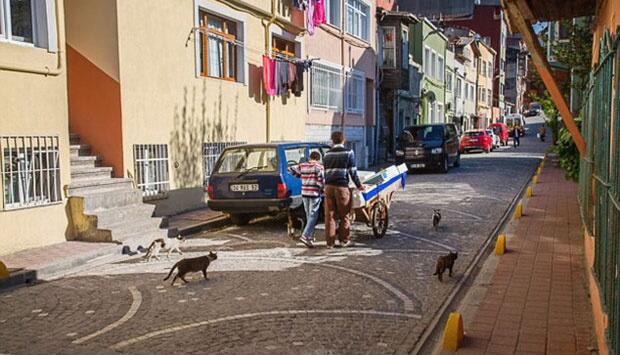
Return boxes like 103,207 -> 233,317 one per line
405,159 -> 541,354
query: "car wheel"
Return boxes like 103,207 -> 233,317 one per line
230,213 -> 251,226
440,154 -> 449,173
453,152 -> 461,167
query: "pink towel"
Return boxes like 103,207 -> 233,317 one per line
263,55 -> 276,96
313,0 -> 326,27
306,0 -> 315,35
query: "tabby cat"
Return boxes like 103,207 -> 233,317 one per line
433,251 -> 457,282
163,252 -> 218,285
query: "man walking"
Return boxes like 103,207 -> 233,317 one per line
323,131 -> 365,248
513,126 -> 521,147
289,151 -> 324,248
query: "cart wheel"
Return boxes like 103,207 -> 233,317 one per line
371,201 -> 389,238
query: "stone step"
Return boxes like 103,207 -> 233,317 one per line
71,167 -> 113,182
69,133 -> 80,145
69,178 -> 134,197
94,203 -> 156,228
102,218 -> 163,242
81,188 -> 144,212
70,144 -> 91,157
70,155 -> 101,169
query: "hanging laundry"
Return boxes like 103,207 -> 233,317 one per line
288,62 -> 297,91
292,62 -> 305,97
262,55 -> 276,96
292,0 -> 308,10
313,0 -> 326,27
275,59 -> 289,96
306,0 -> 315,35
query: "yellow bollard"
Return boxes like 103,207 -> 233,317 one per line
495,234 -> 506,255
442,312 -> 464,351
526,186 -> 533,198
533,175 -> 539,184
515,202 -> 523,219
0,261 -> 8,280
536,167 -> 542,175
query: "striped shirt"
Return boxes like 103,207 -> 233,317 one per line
323,145 -> 362,188
289,161 -> 325,197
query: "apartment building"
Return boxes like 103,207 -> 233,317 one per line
473,39 -> 495,128
305,0 -> 377,168
0,0 -> 70,254
445,28 -> 479,131
64,0 -> 308,216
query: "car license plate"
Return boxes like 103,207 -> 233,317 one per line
410,163 -> 425,168
230,184 -> 259,192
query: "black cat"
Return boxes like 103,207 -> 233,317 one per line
433,251 -> 457,282
163,252 -> 217,285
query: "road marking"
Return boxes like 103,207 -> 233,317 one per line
225,256 -> 417,313
393,231 -> 455,252
111,309 -> 421,350
224,233 -> 252,242
72,286 -> 142,345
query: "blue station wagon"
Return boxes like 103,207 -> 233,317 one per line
206,142 -> 330,225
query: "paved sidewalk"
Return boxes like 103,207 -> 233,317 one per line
165,207 -> 227,234
458,158 -> 596,354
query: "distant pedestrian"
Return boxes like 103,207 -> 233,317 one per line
289,151 -> 324,248
513,126 -> 521,147
323,131 -> 365,248
538,125 -> 546,142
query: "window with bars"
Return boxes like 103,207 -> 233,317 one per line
202,141 -> 246,186
311,61 -> 343,111
346,70 -> 365,113
199,11 -> 240,81
133,144 -> 170,197
1,136 -> 61,210
345,0 -> 369,41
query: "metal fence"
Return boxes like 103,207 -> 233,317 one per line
202,142 -> 245,186
133,144 -> 170,197
578,30 -> 620,353
0,135 -> 61,210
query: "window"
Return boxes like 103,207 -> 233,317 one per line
133,144 -> 170,197
401,27 -> 409,68
437,103 -> 444,122
381,26 -> 396,68
1,136 -> 61,210
346,0 -> 369,41
482,61 -> 487,77
203,141 -> 246,186
431,51 -> 437,79
488,89 -> 492,105
480,87 -> 485,103
487,61 -> 493,78
311,61 -> 343,111
438,56 -> 444,82
272,36 -> 296,58
214,147 -> 277,174
455,78 -> 462,98
326,0 -> 340,27
346,70 -> 365,113
1,0 -> 33,43
424,47 -> 431,76
284,147 -> 306,167
446,72 -> 452,91
199,11 -> 239,80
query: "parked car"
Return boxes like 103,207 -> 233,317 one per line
489,123 -> 509,146
486,128 -> 500,150
206,142 -> 329,225
460,130 -> 493,153
396,123 -> 461,173
524,102 -> 542,117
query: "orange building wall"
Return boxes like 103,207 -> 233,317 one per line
593,0 -> 620,64
67,45 -> 124,177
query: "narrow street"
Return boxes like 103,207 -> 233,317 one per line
0,121 -> 549,354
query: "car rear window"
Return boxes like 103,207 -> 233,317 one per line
465,131 -> 483,137
214,147 -> 278,173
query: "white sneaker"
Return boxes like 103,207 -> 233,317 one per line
342,240 -> 355,248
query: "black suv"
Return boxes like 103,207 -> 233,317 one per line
395,123 -> 461,173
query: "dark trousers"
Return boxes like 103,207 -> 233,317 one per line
324,185 -> 352,246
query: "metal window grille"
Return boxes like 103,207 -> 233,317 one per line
311,61 -> 343,111
346,70 -> 365,113
133,144 -> 170,197
202,141 -> 245,186
1,135 -> 61,210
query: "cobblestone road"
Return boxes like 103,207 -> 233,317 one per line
0,123 -> 549,354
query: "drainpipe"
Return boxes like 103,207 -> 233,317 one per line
262,0 -> 277,143
0,0 -> 63,76
340,0 -> 346,131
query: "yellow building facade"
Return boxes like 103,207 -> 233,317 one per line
473,40 -> 496,128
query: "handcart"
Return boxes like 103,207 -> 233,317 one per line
349,163 -> 408,238
287,164 -> 408,239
